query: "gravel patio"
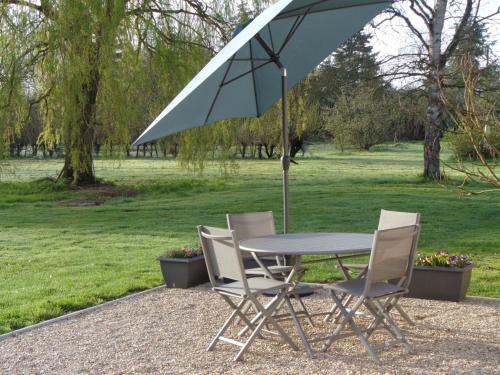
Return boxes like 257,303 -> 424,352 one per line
1,285 -> 498,374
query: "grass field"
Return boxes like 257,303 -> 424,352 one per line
0,142 -> 499,334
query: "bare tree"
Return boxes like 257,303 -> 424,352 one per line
379,0 -> 499,179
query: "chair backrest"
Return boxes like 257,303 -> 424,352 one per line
227,211 -> 276,239
378,209 -> 421,230
227,212 -> 276,259
364,225 -> 421,293
378,210 -> 421,286
197,225 -> 248,289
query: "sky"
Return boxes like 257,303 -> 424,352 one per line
370,0 -> 500,62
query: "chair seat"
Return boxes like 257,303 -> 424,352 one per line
326,279 -> 407,298
214,277 -> 290,296
245,265 -> 294,276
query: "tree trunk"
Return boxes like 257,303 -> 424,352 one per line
239,144 -> 247,158
60,66 -> 99,186
170,143 -> 178,157
61,117 -> 96,185
424,77 -> 444,179
422,0 -> 447,180
290,137 -> 303,158
250,145 -> 256,159
16,143 -> 22,157
264,144 -> 275,158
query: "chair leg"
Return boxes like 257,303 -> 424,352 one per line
323,291 -> 345,322
234,311 -> 269,361
365,296 -> 413,339
363,299 -> 398,339
321,294 -> 363,351
293,292 -> 315,327
222,296 -> 263,339
237,291 -> 286,337
322,293 -> 381,363
234,291 -> 298,361
234,299 -> 253,326
394,303 -> 415,326
334,294 -> 354,323
238,295 -> 283,336
208,298 -> 247,351
250,295 -> 298,351
373,299 -> 413,354
284,297 -> 315,359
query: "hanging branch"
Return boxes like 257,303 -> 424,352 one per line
441,55 -> 499,194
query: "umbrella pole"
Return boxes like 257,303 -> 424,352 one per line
281,67 -> 290,234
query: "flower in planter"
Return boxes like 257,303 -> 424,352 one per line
415,251 -> 472,268
163,246 -> 203,259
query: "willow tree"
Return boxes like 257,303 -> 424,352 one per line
0,0 -> 222,185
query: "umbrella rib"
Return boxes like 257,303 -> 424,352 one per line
254,34 -> 283,69
267,24 -> 275,52
276,0 -> 391,20
277,15 -> 303,56
232,57 -> 269,61
249,40 -> 261,117
221,60 -> 273,87
205,56 -> 235,124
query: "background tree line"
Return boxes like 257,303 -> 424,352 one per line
1,0 -> 498,189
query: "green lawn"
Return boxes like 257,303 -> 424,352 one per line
0,142 -> 498,334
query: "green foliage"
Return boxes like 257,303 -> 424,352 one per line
326,85 -> 393,151
288,78 -> 322,157
311,31 -> 382,107
444,128 -> 500,159
178,120 -> 239,175
1,1 -> 222,185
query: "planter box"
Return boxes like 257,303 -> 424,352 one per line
157,255 -> 209,288
407,264 -> 474,302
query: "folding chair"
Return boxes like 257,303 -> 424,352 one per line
227,212 -> 314,326
320,225 -> 420,363
226,212 -> 294,277
197,225 -> 300,361
331,210 -> 421,325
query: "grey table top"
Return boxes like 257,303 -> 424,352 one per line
239,232 -> 374,256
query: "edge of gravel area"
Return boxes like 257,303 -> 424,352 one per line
1,284 -> 497,343
0,285 -> 166,342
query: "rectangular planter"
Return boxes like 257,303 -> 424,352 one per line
407,264 -> 474,302
157,255 -> 209,288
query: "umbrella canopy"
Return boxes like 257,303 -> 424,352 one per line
133,0 -> 391,145
133,0 -> 391,231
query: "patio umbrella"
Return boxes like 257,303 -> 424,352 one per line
133,0 -> 391,232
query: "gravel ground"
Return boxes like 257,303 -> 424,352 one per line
0,285 -> 499,375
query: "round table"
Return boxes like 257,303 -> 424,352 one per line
239,232 -> 373,296
239,232 -> 373,256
